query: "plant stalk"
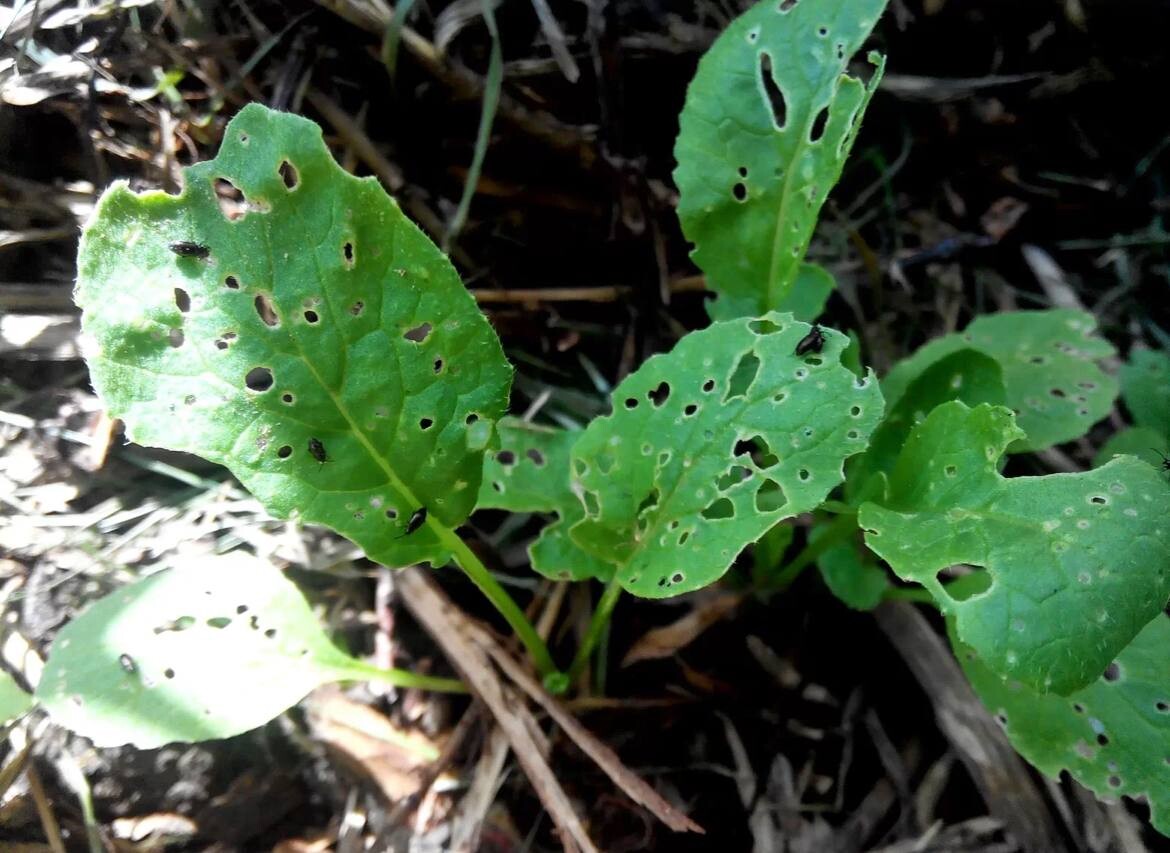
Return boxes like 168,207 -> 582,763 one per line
567,575 -> 623,684
442,533 -> 561,680
770,511 -> 857,591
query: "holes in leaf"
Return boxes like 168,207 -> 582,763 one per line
168,328 -> 184,348
636,489 -> 660,517
245,366 -> 274,392
279,159 -> 299,189
207,617 -> 232,629
733,182 -> 747,202
624,397 -> 639,410
1107,776 -> 1122,789
214,177 -> 246,220
174,287 -> 191,313
351,301 -> 364,316
702,379 -> 715,393
1156,700 -> 1169,713
684,403 -> 698,417
1103,662 -> 1122,682
944,464 -> 957,477
716,465 -> 752,491
1089,495 -> 1107,505
648,381 -> 671,407
738,166 -> 748,178
281,392 -> 294,404
342,241 -> 355,268
725,351 -> 760,400
798,468 -> 811,482
183,394 -> 196,406
497,450 -> 516,466
748,319 -> 783,335
404,323 -> 431,342
1050,388 -> 1066,398
164,668 -> 176,679
679,530 -> 691,545
153,615 -> 195,634
433,357 -> 444,374
701,498 -> 735,520
755,479 -> 785,512
465,412 -> 479,425
526,449 -> 545,466
385,507 -> 398,520
850,405 -> 863,417
597,452 -> 616,474
657,450 -> 671,468
277,445 -> 292,458
583,490 -> 600,517
779,0 -> 798,11
817,25 -> 828,36
224,275 -> 240,290
758,53 -> 787,129
809,106 -> 830,142
304,309 -> 319,324
419,418 -> 433,431
254,293 -> 279,327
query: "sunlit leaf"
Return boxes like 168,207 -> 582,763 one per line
75,104 -> 511,568
860,402 -> 1170,694
674,0 -> 887,320
36,554 -> 374,748
570,313 -> 883,597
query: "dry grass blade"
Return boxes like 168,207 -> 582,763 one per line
394,567 -> 597,853
465,620 -> 705,834
621,592 -> 742,667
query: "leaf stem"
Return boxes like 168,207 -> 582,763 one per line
442,532 -> 561,680
567,575 -> 623,684
881,586 -> 936,605
347,661 -> 468,694
769,511 -> 857,591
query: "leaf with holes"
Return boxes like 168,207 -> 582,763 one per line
0,671 -> 31,726
880,310 -> 1116,453
476,418 -> 614,581
859,402 -> 1170,694
1120,348 -> 1170,433
568,312 -> 884,598
849,348 -> 1005,500
674,0 -> 887,321
35,554 -> 386,748
955,614 -> 1170,837
75,104 -> 511,568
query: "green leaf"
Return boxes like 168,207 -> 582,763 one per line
76,104 -> 511,569
881,310 -> 1117,452
0,672 -> 31,726
817,537 -> 888,610
36,555 -> 375,748
956,614 -> 1170,838
476,418 -> 613,582
476,417 -> 576,513
1094,426 -> 1169,471
850,348 -> 1005,499
1120,348 -> 1170,433
674,0 -> 887,321
860,402 -> 1170,694
778,262 -> 836,323
569,313 -> 884,598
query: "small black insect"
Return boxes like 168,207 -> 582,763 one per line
400,506 -> 427,537
308,437 -> 327,464
168,240 -> 210,258
794,324 -> 825,356
1153,449 -> 1170,472
118,653 -> 137,674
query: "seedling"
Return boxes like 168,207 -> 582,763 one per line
22,0 -> 1164,837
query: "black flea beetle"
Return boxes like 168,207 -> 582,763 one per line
400,506 -> 427,537
308,437 -> 327,464
168,241 -> 210,258
118,653 -> 137,674
794,325 -> 825,356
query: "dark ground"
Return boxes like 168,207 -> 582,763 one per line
2,0 -> 1170,850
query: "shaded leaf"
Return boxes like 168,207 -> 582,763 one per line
1094,426 -> 1168,472
674,0 -> 887,320
880,310 -> 1116,452
476,418 -> 613,582
817,537 -> 887,610
956,614 -> 1170,838
570,313 -> 884,598
860,402 -> 1170,694
36,554 -> 375,748
1120,348 -> 1170,433
76,104 -> 511,569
